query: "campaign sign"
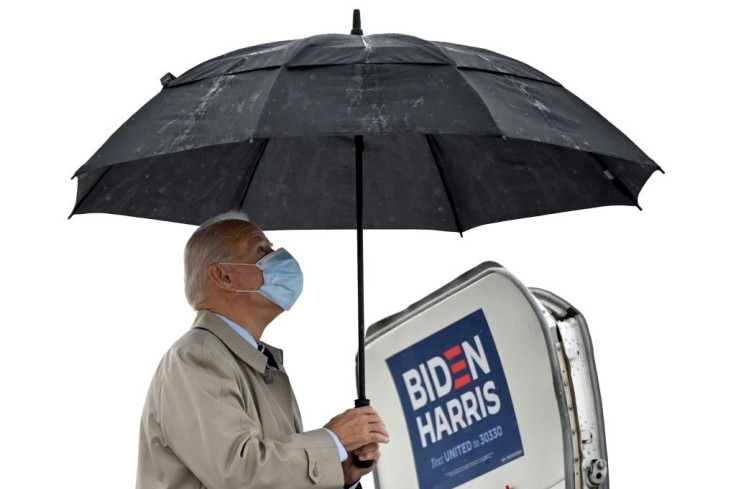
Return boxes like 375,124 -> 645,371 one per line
386,309 -> 524,489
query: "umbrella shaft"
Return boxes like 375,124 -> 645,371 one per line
355,135 -> 368,403
353,134 -> 373,467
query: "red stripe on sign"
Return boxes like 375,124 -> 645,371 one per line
454,374 -> 471,389
444,345 -> 462,360
451,360 -> 467,373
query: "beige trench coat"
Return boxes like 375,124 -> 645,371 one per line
136,311 -> 344,489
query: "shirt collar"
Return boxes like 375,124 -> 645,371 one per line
215,313 -> 259,350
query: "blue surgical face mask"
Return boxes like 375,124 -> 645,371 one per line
222,248 -> 304,310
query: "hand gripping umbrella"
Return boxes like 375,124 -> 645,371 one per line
70,10 -> 662,443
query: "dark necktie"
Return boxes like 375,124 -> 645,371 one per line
258,343 -> 279,370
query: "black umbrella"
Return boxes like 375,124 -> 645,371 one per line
70,11 -> 661,424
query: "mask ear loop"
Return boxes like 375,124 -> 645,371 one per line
218,263 -> 263,293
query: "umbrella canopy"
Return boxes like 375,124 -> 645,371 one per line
71,31 -> 661,231
70,16 -> 662,413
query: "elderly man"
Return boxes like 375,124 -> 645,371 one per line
137,213 -> 389,489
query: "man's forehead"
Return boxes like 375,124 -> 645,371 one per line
241,226 -> 271,246
247,233 -> 271,245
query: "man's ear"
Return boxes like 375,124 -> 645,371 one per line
208,263 -> 235,292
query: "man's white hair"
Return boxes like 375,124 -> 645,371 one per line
184,211 -> 253,309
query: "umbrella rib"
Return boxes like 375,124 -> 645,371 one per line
425,135 -> 465,235
253,66 -> 288,137
590,153 -> 643,210
456,70 -> 505,138
68,166 -> 113,218
236,140 -> 270,212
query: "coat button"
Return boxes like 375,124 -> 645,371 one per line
264,374 -> 273,384
313,468 -> 319,477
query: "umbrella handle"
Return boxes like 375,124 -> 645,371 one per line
353,397 -> 374,468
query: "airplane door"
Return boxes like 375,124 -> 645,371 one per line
365,262 -> 608,489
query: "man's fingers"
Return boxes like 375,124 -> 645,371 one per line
364,420 -> 389,439
360,412 -> 384,423
357,410 -> 388,435
368,431 -> 390,444
355,406 -> 376,415
354,442 -> 381,462
363,415 -> 389,444
353,443 -> 379,456
356,448 -> 381,462
325,406 -> 390,451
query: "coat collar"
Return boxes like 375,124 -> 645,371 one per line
191,310 -> 284,372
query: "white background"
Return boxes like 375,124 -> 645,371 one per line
1,1 -> 733,487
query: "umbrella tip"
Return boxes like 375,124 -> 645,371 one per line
351,9 -> 363,35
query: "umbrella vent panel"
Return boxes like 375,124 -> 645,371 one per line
255,64 -> 501,137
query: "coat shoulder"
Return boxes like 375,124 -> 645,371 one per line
171,327 -> 231,357
161,328 -> 242,378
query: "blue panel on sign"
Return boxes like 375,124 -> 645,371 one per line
386,309 -> 524,489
